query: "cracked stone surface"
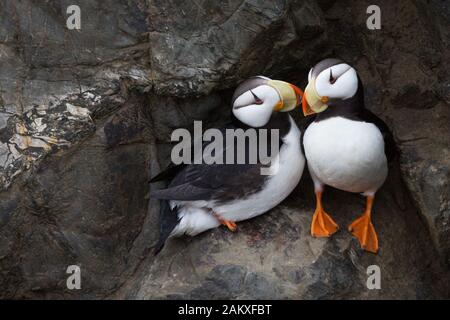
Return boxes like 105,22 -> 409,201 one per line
0,0 -> 449,299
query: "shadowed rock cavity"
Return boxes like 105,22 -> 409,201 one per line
0,0 -> 449,299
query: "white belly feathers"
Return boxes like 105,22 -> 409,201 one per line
303,116 -> 387,195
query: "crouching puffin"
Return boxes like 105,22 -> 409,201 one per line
301,58 -> 396,253
151,76 -> 305,254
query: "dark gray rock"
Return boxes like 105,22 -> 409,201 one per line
324,0 -> 450,266
148,0 -> 329,96
0,0 -> 449,299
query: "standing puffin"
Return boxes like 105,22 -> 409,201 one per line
151,76 -> 305,254
301,58 -> 396,253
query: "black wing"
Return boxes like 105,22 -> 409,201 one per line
153,200 -> 180,255
150,123 -> 282,202
148,122 -> 235,184
149,162 -> 185,183
359,108 -> 397,162
151,162 -> 265,201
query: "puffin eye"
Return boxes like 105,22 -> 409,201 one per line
329,69 -> 336,84
250,90 -> 263,105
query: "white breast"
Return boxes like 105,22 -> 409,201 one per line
171,116 -> 305,236
303,116 -> 387,195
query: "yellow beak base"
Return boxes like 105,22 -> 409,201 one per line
302,81 -> 329,116
267,80 -> 303,112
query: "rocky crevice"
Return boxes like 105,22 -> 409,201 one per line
0,0 -> 449,299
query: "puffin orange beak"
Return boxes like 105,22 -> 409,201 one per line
302,81 -> 329,116
289,84 -> 303,107
267,80 -> 303,112
302,92 -> 315,116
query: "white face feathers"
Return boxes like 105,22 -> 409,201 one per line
232,84 -> 280,127
231,76 -> 302,127
313,63 -> 358,100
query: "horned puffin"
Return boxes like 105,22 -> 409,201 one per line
301,58 -> 396,253
151,76 -> 305,253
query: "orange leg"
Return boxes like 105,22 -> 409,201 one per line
212,211 -> 237,232
311,191 -> 339,237
348,196 -> 379,253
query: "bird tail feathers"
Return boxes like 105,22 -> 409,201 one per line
153,200 -> 180,255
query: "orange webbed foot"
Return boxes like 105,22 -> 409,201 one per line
348,196 -> 379,254
220,219 -> 237,232
310,191 -> 339,238
212,211 -> 237,232
311,207 -> 339,237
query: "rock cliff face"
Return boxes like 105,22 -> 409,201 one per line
0,0 -> 448,299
